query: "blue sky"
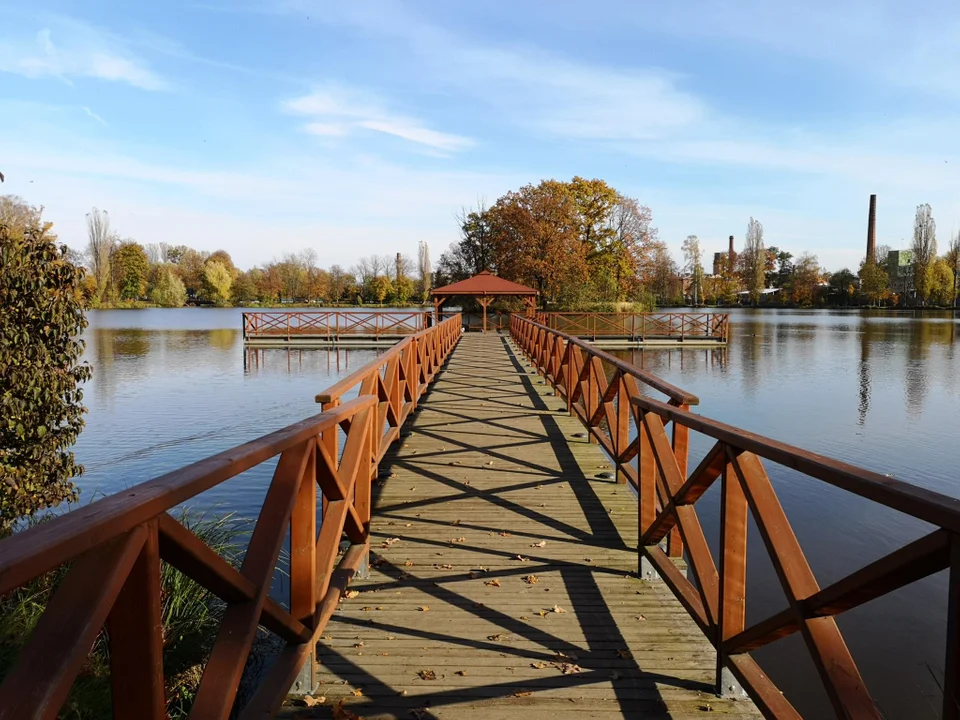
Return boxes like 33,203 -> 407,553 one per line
2,0 -> 960,271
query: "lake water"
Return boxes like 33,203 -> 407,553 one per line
75,307 -> 960,718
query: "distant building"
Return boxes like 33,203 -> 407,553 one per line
885,249 -> 914,298
712,252 -> 730,276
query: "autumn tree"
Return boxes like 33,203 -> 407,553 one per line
85,207 -> 112,303
682,235 -> 704,305
203,261 -> 233,306
439,205 -> 496,283
604,195 -> 656,300
418,241 -> 431,301
1,208 -> 91,526
488,181 -> 589,304
111,241 -> 149,300
828,268 -> 857,306
328,265 -> 351,304
371,275 -> 392,305
911,203 -> 937,304
789,253 -> 821,306
742,217 -> 766,305
928,258 -> 955,306
947,232 -> 960,306
150,266 -> 187,307
858,261 -> 889,306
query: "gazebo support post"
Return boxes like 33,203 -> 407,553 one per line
478,296 -> 494,333
433,297 -> 445,324
524,296 -> 537,318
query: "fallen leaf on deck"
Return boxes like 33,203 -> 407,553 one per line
435,563 -> 453,569
404,560 -> 414,566
531,540 -> 546,548
514,555 -> 530,562
417,670 -> 437,680
536,610 -> 547,617
418,606 -> 430,612
636,614 -> 646,621
300,694 -> 325,707
351,689 -> 363,696
530,661 -> 548,669
455,669 -> 467,676
487,633 -> 508,641
451,536 -> 466,543
344,590 -> 360,599
552,604 -> 566,614
556,663 -> 581,674
452,519 -> 461,525
522,575 -> 539,584
382,538 -> 400,547
513,691 -> 532,697
484,579 -> 501,587
361,606 -> 373,611
332,699 -> 363,719
616,649 -> 633,659
499,531 -> 511,537
354,641 -> 364,648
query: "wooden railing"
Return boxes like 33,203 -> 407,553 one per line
536,312 -> 729,343
0,315 -> 461,720
242,311 -> 427,342
511,314 -> 960,719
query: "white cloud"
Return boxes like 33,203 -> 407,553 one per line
298,1 -> 704,142
82,106 -> 108,125
284,85 -> 473,153
0,26 -> 166,90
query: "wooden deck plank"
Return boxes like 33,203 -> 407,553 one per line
285,333 -> 759,719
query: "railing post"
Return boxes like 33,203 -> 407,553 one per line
669,405 -> 689,558
944,533 -> 960,719
107,519 -> 165,719
615,376 -> 629,485
716,451 -> 748,699
565,340 -> 574,416
638,410 -> 658,580
290,439 -> 318,695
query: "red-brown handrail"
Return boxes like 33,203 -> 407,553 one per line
536,312 -> 729,343
511,313 -> 960,719
0,315 -> 461,720
242,311 -> 428,341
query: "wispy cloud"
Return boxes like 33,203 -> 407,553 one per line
296,1 -> 704,143
284,84 -> 473,153
0,25 -> 167,90
82,106 -> 108,125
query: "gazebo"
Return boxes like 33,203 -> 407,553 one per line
430,271 -> 539,332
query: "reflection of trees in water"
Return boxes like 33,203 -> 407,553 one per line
112,329 -> 151,357
208,329 -> 239,351
857,319 -> 874,426
904,320 -> 931,418
735,316 -> 766,398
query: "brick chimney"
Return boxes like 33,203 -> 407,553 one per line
866,194 -> 877,265
728,235 -> 735,263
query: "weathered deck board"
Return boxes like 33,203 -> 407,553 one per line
291,333 -> 759,719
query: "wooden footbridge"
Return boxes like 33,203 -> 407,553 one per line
3,314 -> 960,719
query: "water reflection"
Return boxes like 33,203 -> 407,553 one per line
612,308 -> 960,719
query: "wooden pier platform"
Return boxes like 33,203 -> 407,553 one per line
301,333 -> 759,719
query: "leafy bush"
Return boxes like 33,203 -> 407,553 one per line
0,218 -> 91,527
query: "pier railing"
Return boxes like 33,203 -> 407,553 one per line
0,314 -> 461,720
511,314 -> 960,719
242,310 -> 427,342
535,311 -> 729,342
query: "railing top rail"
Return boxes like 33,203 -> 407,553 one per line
513,315 -> 699,406
0,395 -> 378,596
315,315 -> 460,404
632,394 -> 960,533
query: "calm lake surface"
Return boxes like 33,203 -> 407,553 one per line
76,307 -> 960,718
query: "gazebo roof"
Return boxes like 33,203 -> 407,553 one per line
431,271 -> 538,297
